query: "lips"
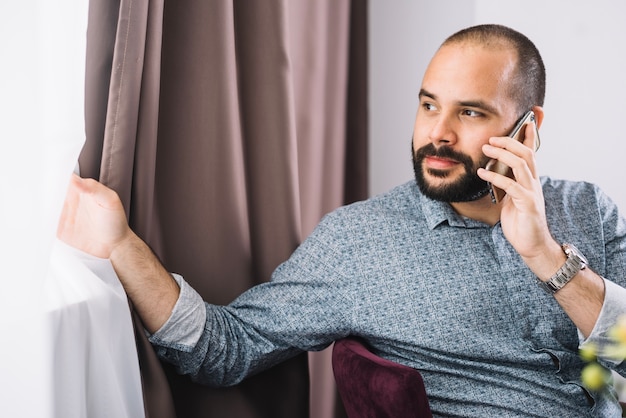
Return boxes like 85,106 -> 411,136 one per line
424,155 -> 460,170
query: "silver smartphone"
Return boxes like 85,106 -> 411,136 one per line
485,110 -> 540,203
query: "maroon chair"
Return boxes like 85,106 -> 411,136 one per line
332,337 -> 433,418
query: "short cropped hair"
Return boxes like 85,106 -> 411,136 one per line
442,24 -> 546,115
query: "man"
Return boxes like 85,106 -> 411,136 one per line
58,24 -> 626,416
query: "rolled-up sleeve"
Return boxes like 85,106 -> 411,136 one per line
148,273 -> 206,349
579,278 -> 626,366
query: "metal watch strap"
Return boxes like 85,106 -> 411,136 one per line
538,244 -> 587,294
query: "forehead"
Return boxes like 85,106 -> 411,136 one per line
421,43 -> 518,114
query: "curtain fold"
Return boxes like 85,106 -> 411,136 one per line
80,0 -> 368,416
81,1 -> 177,417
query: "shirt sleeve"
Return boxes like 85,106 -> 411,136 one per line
148,273 -> 206,349
144,213 -> 357,387
579,278 -> 626,366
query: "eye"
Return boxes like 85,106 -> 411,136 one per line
461,109 -> 484,118
422,102 -> 437,112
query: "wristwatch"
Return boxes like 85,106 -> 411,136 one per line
538,243 -> 588,294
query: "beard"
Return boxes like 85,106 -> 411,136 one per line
412,141 -> 491,203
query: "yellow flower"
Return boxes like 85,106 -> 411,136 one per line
579,342 -> 598,362
579,315 -> 626,391
581,362 -> 610,391
608,315 -> 626,345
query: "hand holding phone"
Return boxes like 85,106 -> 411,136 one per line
485,110 -> 540,203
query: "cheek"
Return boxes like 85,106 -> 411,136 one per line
460,129 -> 490,153
470,143 -> 491,168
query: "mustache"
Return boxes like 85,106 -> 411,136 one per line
414,143 -> 475,167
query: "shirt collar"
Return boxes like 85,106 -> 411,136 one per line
411,183 -> 487,230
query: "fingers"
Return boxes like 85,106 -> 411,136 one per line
522,121 -> 540,152
71,174 -> 122,211
483,138 -> 535,177
56,174 -> 127,258
478,129 -> 539,201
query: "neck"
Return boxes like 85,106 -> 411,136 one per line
450,194 -> 502,226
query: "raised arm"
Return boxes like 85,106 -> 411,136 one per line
57,174 -> 179,333
477,122 -> 606,338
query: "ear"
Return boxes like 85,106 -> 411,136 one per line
532,106 -> 544,129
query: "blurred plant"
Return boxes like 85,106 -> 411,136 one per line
580,315 -> 626,392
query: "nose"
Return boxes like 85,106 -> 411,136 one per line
428,114 -> 458,146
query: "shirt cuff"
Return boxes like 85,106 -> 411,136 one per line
579,278 -> 626,365
148,273 -> 206,349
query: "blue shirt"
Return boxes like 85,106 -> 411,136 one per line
150,178 -> 626,417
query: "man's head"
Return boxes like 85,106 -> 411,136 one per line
412,24 -> 545,203
443,24 -> 545,115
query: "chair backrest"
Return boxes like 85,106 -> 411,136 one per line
332,337 -> 432,418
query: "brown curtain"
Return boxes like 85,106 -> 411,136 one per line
79,0 -> 368,417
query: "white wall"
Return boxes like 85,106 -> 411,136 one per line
368,0 -> 626,214
368,1 -> 472,197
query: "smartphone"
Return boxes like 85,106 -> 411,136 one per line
485,110 -> 540,203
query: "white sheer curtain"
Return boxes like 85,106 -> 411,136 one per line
1,2 -> 142,417
0,2 -> 86,416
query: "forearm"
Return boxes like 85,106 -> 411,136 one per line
58,175 -> 182,333
523,240 -> 605,338
552,268 -> 605,338
110,231 -> 180,333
